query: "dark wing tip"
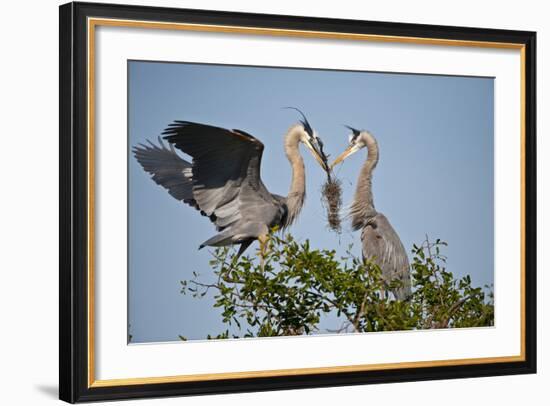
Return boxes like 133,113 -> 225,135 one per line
232,129 -> 264,150
132,142 -> 152,154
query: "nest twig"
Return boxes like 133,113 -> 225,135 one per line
321,174 -> 343,233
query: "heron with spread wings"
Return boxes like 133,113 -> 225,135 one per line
332,126 -> 412,300
133,111 -> 328,258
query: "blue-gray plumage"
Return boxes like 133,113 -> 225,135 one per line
133,118 -> 328,257
332,127 -> 412,300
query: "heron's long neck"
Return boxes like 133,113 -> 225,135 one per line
283,125 -> 306,227
350,135 -> 379,230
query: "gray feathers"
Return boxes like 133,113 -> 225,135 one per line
132,137 -> 194,202
361,214 -> 412,300
134,121 -> 300,255
350,131 -> 412,301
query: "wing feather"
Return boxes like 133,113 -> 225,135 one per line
132,137 -> 194,202
163,121 -> 270,231
362,213 -> 412,300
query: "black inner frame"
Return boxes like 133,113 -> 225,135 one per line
59,1 -> 537,403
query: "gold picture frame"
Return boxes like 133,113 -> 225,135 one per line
60,2 -> 536,402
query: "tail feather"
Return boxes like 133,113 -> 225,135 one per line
199,235 -> 254,260
198,230 -> 234,249
235,240 -> 254,258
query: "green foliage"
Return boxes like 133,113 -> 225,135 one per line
180,233 -> 493,340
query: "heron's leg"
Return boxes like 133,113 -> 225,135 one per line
258,233 -> 269,269
380,286 -> 386,301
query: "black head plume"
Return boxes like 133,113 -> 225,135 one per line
284,107 -> 314,137
344,125 -> 361,136
344,125 -> 361,142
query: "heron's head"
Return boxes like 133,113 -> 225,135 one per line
330,125 -> 370,168
285,107 -> 330,172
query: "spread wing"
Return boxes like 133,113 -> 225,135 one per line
162,120 -> 271,231
132,138 -> 216,222
133,137 -> 194,201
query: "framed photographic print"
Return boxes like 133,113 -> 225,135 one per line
59,1 -> 537,403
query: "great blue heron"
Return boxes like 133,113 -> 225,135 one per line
332,126 -> 412,300
133,112 -> 328,258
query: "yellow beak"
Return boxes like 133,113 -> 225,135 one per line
330,144 -> 360,169
304,138 -> 329,172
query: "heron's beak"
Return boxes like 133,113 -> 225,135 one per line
304,138 -> 329,172
331,144 -> 361,168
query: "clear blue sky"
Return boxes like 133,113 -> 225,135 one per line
128,60 -> 494,343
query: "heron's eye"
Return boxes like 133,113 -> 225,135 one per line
348,134 -> 355,144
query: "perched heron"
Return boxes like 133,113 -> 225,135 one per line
133,111 -> 328,258
332,126 -> 412,300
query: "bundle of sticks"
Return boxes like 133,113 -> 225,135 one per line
321,173 -> 343,233
316,140 -> 342,233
